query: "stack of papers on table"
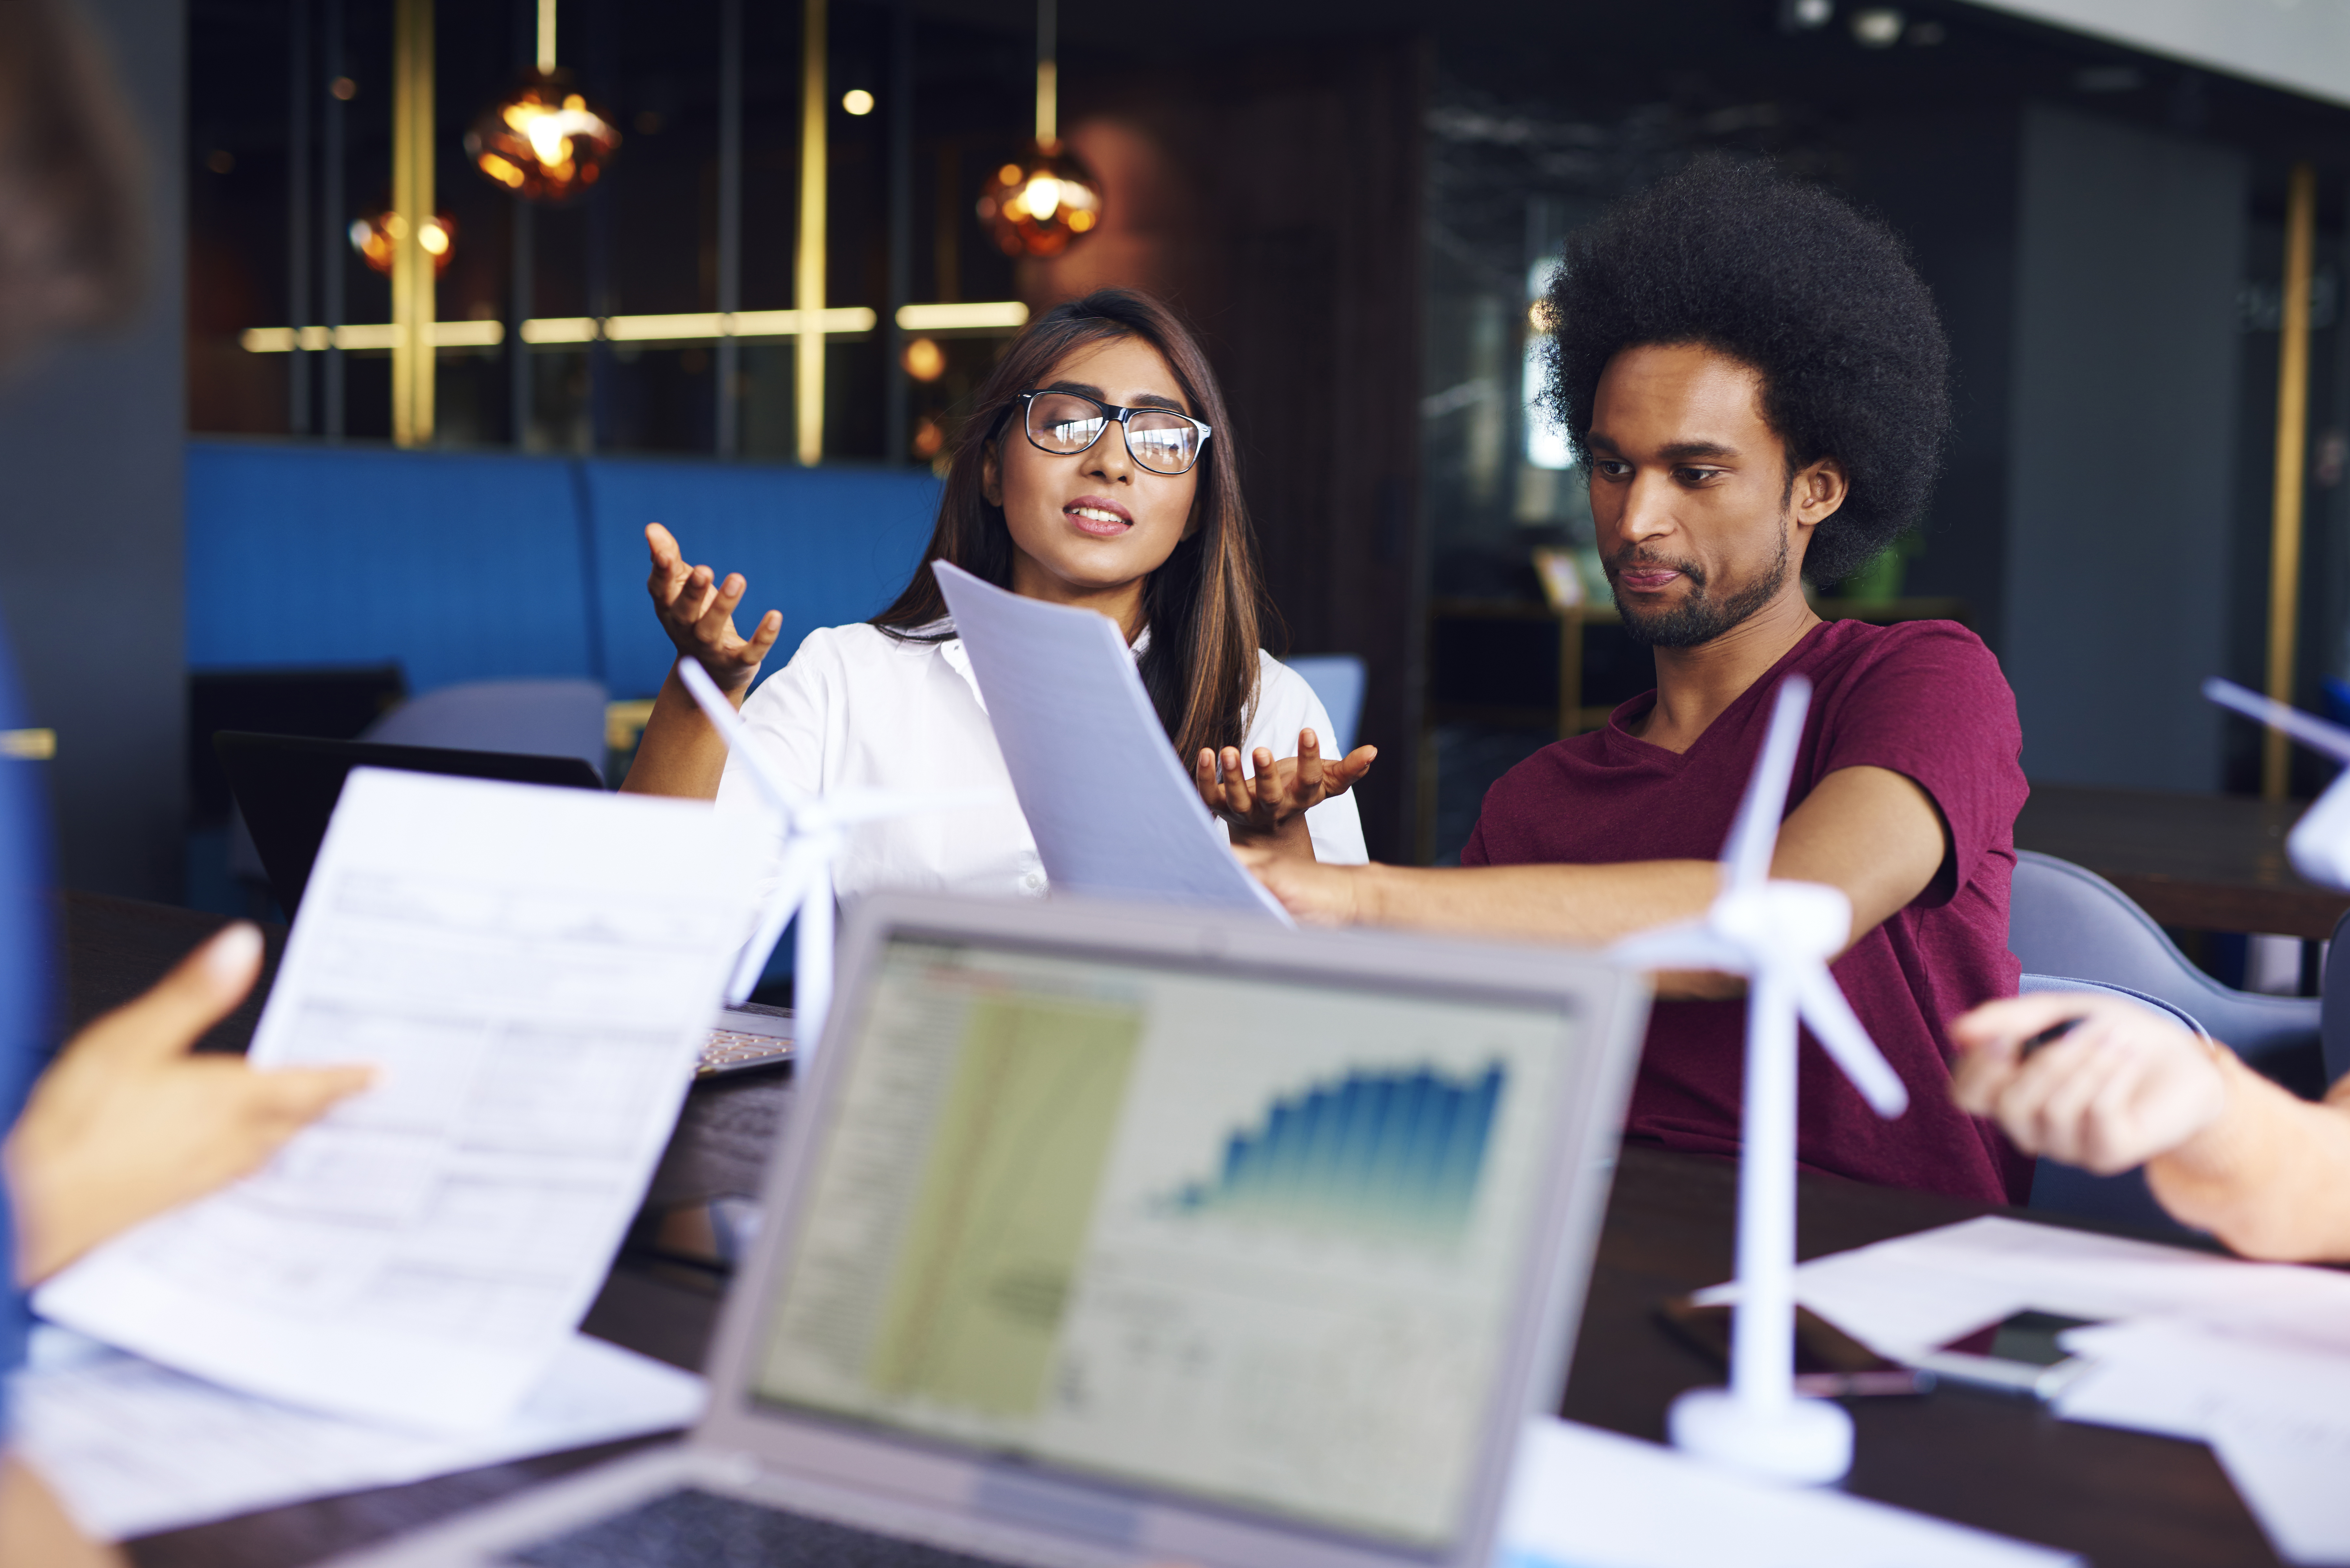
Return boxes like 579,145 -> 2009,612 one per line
10,1327 -> 704,1543
1498,1419 -> 2078,1568
1728,1216 -> 2350,1564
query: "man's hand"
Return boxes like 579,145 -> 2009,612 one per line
1194,731 -> 1376,859
646,522 -> 783,701
5,924 -> 373,1284
1949,992 -> 2227,1176
1233,844 -> 1371,923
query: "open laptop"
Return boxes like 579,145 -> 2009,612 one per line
216,730 -> 606,918
329,891 -> 1650,1568
218,730 -> 797,1079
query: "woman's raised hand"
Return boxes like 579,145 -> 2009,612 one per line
645,522 -> 782,699
1193,729 -> 1377,858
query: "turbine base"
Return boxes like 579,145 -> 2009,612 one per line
1668,1386 -> 1853,1484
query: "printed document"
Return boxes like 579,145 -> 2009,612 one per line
932,560 -> 1289,918
1498,1418 -> 2079,1568
35,769 -> 755,1433
11,1326 -> 704,1543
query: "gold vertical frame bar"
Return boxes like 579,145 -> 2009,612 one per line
390,0 -> 434,447
795,0 -> 828,466
2265,162 -> 2317,799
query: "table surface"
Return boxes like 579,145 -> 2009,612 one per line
61,893 -> 2283,1568
2015,782 -> 2350,940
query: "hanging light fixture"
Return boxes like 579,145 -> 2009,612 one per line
350,205 -> 454,276
464,0 -> 621,203
975,0 -> 1101,258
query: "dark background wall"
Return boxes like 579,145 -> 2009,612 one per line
2002,103 -> 2245,790
0,0 -> 186,899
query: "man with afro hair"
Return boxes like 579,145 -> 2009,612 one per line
1247,157 -> 2029,1204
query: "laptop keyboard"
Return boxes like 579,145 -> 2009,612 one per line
505,1487 -> 1026,1568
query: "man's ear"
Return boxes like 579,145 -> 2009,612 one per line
1792,457 -> 1848,531
981,442 -> 1003,507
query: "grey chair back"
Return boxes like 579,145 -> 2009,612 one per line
2009,850 -> 2318,1072
2016,974 -> 2203,1236
363,678 -> 609,784
2322,907 -> 2350,1085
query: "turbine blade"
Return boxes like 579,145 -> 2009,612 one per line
725,839 -> 830,1006
2203,678 -> 2350,765
1792,962 -> 1909,1118
1610,920 -> 1753,976
675,659 -> 808,814
1720,675 -> 1813,893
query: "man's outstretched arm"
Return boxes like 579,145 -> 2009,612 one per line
1242,764 -> 1948,997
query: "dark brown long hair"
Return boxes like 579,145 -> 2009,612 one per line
872,288 -> 1274,765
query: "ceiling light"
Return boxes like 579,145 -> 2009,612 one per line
1779,0 -> 1832,29
464,0 -> 620,203
1850,7 -> 1903,47
350,207 -> 454,276
902,336 -> 946,381
842,88 -> 874,116
977,0 -> 1101,259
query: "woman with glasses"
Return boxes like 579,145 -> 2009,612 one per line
620,288 -> 1372,907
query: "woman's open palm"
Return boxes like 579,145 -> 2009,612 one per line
645,522 -> 783,697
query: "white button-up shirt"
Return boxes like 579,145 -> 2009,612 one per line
715,621 -> 1368,907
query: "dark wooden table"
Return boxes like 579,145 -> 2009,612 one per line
60,894 -> 2278,1568
2016,782 -> 2350,940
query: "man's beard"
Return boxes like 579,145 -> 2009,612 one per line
1605,529 -> 1791,649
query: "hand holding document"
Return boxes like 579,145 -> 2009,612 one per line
35,769 -> 756,1434
931,560 -> 1290,919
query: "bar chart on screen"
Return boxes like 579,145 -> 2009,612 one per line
1159,1063 -> 1507,1248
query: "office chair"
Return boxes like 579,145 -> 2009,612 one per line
2009,850 -> 2320,1079
1285,655 -> 1367,756
363,678 -> 610,784
2320,907 -> 2350,1086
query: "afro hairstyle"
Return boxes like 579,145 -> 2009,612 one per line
1539,156 -> 1951,586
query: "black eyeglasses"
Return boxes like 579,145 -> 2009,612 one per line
1016,389 -> 1213,476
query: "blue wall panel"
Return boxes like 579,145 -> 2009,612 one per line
579,458 -> 940,698
187,442 -> 594,692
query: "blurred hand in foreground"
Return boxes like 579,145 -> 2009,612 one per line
4,923 -> 373,1283
1948,991 -> 2226,1176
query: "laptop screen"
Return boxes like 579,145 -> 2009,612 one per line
750,933 -> 1581,1551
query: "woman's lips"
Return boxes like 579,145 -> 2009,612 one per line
1065,498 -> 1133,537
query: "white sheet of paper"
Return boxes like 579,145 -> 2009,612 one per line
1695,1216 -> 2350,1364
2212,1410 -> 2350,1566
34,770 -> 755,1433
931,560 -> 1290,919
11,1326 -> 704,1544
1497,1418 -> 2080,1568
1694,1217 -> 2350,1567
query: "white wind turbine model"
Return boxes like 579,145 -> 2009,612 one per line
674,658 -> 993,1056
2205,678 -> 2350,890
1610,674 -> 1911,1485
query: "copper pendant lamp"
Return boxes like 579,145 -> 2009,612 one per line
465,0 -> 621,203
975,0 -> 1101,258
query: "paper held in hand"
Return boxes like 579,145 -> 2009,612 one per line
930,559 -> 1290,920
34,769 -> 758,1434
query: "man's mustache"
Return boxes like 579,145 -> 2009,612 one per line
1606,549 -> 1708,589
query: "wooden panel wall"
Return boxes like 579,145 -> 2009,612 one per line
1025,39 -> 1429,862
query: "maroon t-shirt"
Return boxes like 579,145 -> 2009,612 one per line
1462,618 -> 2033,1203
